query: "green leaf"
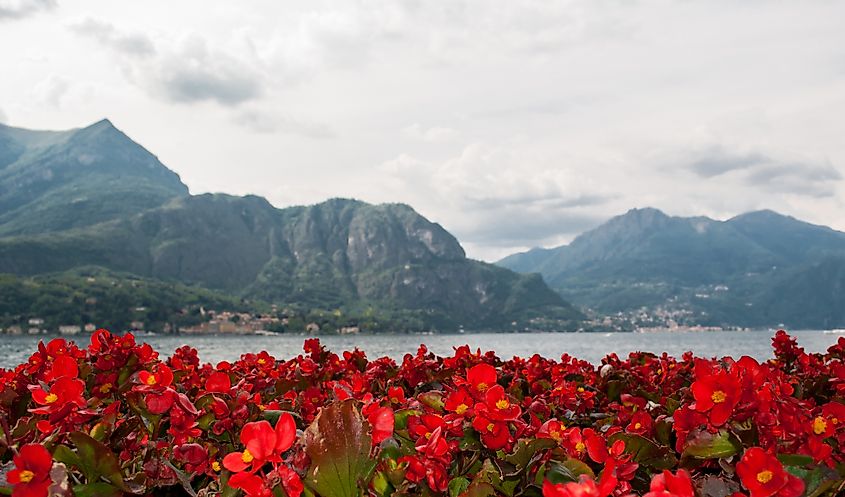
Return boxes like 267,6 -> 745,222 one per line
52,445 -> 82,469
784,465 -> 840,497
501,438 -> 557,475
73,483 -> 123,497
68,432 -> 128,490
371,471 -> 393,497
608,433 -> 677,470
418,391 -> 445,412
464,482 -> 497,497
681,428 -> 740,460
303,400 -> 377,497
776,454 -> 814,467
393,409 -> 422,431
544,458 -> 595,485
448,477 -> 470,497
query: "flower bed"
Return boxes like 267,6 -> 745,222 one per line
1,330 -> 843,497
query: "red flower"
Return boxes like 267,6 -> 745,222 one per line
626,411 -> 653,435
644,469 -> 694,497
223,414 -> 297,473
471,412 -> 510,450
537,419 -> 566,444
228,472 -> 272,497
138,364 -> 174,389
44,355 -> 78,381
7,444 -> 53,497
387,386 -> 406,405
466,363 -> 497,397
736,447 -> 804,497
478,384 -> 521,421
205,371 -> 231,393
543,461 -> 617,497
29,377 -> 86,416
444,388 -> 473,417
409,414 -> 449,457
690,366 -> 741,426
366,406 -> 395,445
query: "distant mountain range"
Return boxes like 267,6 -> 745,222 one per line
0,120 -> 581,331
498,207 -> 845,329
4,118 -> 842,332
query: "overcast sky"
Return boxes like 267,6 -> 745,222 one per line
2,0 -> 844,261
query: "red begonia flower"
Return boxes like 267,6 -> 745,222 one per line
7,444 -> 53,497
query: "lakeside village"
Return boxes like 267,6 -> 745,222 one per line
1,303 -> 745,337
0,307 -> 364,337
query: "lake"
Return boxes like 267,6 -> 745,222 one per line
0,329 -> 842,370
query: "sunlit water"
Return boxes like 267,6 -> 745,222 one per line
1,330 -> 842,369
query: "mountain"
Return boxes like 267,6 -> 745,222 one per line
0,119 -> 188,236
498,208 -> 845,329
0,120 -> 582,331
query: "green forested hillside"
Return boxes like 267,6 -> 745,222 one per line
0,120 -> 582,332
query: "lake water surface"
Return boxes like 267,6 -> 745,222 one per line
1,329 -> 841,369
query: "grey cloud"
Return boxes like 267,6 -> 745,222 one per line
681,145 -> 842,198
234,110 -> 336,139
68,18 -> 155,57
153,59 -> 262,106
0,0 -> 55,20
68,19 -> 262,106
687,145 -> 768,178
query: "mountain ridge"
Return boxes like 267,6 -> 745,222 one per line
0,120 -> 582,331
498,207 -> 845,329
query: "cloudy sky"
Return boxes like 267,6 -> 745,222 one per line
2,0 -> 844,260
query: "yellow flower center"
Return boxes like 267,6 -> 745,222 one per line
424,432 -> 432,439
577,387 -> 585,393
476,382 -> 487,391
711,390 -> 727,404
550,430 -> 562,441
19,470 -> 35,483
257,358 -> 266,365
145,375 -> 157,386
634,422 -> 642,430
44,393 -> 58,404
99,383 -> 113,394
756,470 -> 773,484
456,403 -> 469,415
575,442 -> 586,453
832,417 -> 839,425
390,397 -> 399,404
211,461 -> 221,472
495,399 -> 510,410
813,416 -> 828,435
241,449 -> 254,464
486,423 -> 495,432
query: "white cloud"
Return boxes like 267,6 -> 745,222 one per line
4,1 -> 845,260
378,143 -> 615,253
0,106 -> 7,123
234,110 -> 335,139
31,75 -> 69,107
402,123 -> 460,142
